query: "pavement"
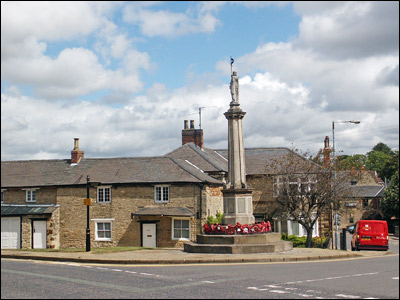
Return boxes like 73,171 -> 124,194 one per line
1,245 -> 395,265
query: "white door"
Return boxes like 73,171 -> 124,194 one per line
1,217 -> 20,249
33,220 -> 47,249
142,223 -> 156,248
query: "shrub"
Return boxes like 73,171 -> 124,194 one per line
281,234 -> 327,248
206,212 -> 223,226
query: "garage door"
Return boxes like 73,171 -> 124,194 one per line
1,217 -> 20,249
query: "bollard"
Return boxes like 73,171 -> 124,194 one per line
341,228 -> 347,250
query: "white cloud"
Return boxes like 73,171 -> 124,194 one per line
294,1 -> 399,58
1,1 -> 398,162
123,3 -> 221,37
1,2 -> 151,100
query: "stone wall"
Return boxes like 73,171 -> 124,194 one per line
56,183 -> 218,249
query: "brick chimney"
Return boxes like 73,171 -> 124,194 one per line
182,120 -> 203,149
323,136 -> 330,168
71,138 -> 84,164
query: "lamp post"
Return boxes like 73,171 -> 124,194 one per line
332,120 -> 361,249
86,175 -> 91,252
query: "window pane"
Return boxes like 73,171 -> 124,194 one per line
105,188 -> 110,202
156,187 -> 161,201
98,189 -> 104,202
163,187 -> 169,201
174,219 -> 181,229
98,231 -> 104,238
174,229 -> 181,239
182,220 -> 189,229
104,223 -> 111,230
104,231 -> 111,238
182,229 -> 189,239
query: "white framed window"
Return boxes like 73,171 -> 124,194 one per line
172,218 -> 190,240
93,219 -> 114,241
26,189 -> 37,202
273,176 -> 286,197
273,175 -> 316,197
155,185 -> 169,203
97,186 -> 111,203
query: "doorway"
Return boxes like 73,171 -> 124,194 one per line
33,220 -> 46,249
142,223 -> 156,248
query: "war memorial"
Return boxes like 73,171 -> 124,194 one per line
184,66 -> 293,254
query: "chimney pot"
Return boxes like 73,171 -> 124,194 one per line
184,120 -> 188,129
323,136 -> 330,169
181,120 -> 204,149
71,138 -> 84,164
73,138 -> 80,150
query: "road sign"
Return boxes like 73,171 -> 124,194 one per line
83,198 -> 91,206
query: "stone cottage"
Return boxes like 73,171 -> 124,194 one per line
1,138 -> 224,249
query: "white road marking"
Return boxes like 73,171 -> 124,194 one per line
285,272 -> 379,285
265,284 -> 282,288
111,269 -> 123,272
124,271 -> 137,274
297,294 -> 314,297
201,280 -> 215,284
335,294 -> 361,299
96,267 -> 109,270
140,273 -> 153,276
392,277 -> 399,280
269,290 -> 290,294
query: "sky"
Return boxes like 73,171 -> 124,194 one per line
1,1 -> 399,161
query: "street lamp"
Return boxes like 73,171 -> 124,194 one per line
85,175 -> 100,252
332,120 -> 361,249
86,175 -> 91,252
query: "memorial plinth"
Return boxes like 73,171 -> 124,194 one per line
184,233 -> 292,254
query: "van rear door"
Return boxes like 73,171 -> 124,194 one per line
359,221 -> 374,246
372,222 -> 388,247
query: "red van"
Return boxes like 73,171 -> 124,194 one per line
351,220 -> 389,251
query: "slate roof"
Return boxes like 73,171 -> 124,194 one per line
1,156 -> 222,188
1,204 -> 60,216
349,185 -> 385,198
216,147 -> 323,175
165,143 -> 228,173
167,144 -> 323,175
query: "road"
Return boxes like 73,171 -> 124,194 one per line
2,238 -> 398,299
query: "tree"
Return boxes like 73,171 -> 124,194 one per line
336,154 -> 367,170
380,150 -> 399,182
366,142 -> 395,179
381,170 -> 399,221
271,148 -> 350,248
369,142 -> 393,155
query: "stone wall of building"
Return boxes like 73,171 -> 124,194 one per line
247,175 -> 278,219
55,183 -> 212,249
2,187 -> 57,204
203,185 -> 223,225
